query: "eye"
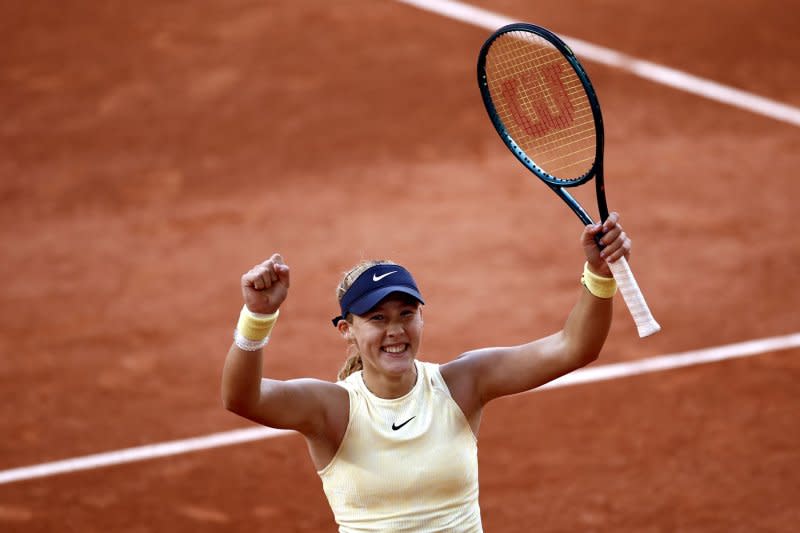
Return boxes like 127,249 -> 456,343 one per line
369,314 -> 385,322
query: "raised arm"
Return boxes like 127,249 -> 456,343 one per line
221,254 -> 348,442
441,213 -> 631,419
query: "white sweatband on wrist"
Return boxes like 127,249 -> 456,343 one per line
234,329 -> 271,351
234,306 -> 279,351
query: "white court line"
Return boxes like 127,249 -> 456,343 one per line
1,332 -> 799,486
537,332 -> 800,390
395,0 -> 800,127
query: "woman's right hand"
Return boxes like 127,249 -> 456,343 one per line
241,253 -> 290,314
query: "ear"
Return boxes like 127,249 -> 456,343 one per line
338,321 -> 353,341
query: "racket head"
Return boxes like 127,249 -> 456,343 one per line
478,23 -> 604,187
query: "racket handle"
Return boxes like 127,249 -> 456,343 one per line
607,257 -> 661,337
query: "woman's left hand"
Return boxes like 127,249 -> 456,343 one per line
580,212 -> 631,277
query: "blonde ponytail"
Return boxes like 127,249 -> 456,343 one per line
337,349 -> 363,381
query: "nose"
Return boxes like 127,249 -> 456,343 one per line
386,319 -> 405,336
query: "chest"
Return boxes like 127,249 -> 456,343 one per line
325,386 -> 478,508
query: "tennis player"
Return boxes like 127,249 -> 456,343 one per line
222,212 -> 631,532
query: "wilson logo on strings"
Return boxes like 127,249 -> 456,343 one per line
500,63 -> 575,138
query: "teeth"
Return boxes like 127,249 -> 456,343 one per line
383,344 -> 406,353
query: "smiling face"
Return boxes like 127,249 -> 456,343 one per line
339,293 -> 423,393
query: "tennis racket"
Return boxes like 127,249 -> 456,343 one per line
477,22 -> 660,338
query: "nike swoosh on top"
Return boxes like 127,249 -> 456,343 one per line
391,416 -> 415,431
373,271 -> 398,282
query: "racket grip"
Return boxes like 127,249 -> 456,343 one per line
607,257 -> 661,337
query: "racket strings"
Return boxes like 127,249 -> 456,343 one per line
485,31 -> 596,181
488,37 -> 594,143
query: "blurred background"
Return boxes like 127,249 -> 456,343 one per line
1,1 -> 798,531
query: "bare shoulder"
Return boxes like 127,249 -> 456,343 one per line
440,347 -> 499,382
441,333 -> 581,405
279,377 -> 350,419
300,378 -> 351,442
314,378 -> 350,416
439,350 -> 491,421
282,376 -> 350,396
250,376 -> 350,438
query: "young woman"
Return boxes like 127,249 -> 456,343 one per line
222,212 -> 631,532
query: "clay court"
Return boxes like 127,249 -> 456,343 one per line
1,0 -> 798,531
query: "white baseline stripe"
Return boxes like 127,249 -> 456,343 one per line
0,427 -> 291,486
538,332 -> 800,391
394,0 -> 800,127
1,333 -> 799,486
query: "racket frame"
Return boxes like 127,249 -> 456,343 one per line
477,22 -> 610,227
477,22 -> 661,338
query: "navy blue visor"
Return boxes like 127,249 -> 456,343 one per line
332,264 -> 424,326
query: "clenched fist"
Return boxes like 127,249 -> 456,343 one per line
241,253 -> 290,314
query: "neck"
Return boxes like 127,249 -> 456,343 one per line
362,362 -> 418,399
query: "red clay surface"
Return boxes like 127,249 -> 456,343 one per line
1,1 -> 798,531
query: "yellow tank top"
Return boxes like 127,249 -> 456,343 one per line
318,361 -> 482,532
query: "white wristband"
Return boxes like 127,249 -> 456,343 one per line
234,329 -> 271,351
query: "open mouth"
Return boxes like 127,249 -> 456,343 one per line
381,343 -> 408,355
